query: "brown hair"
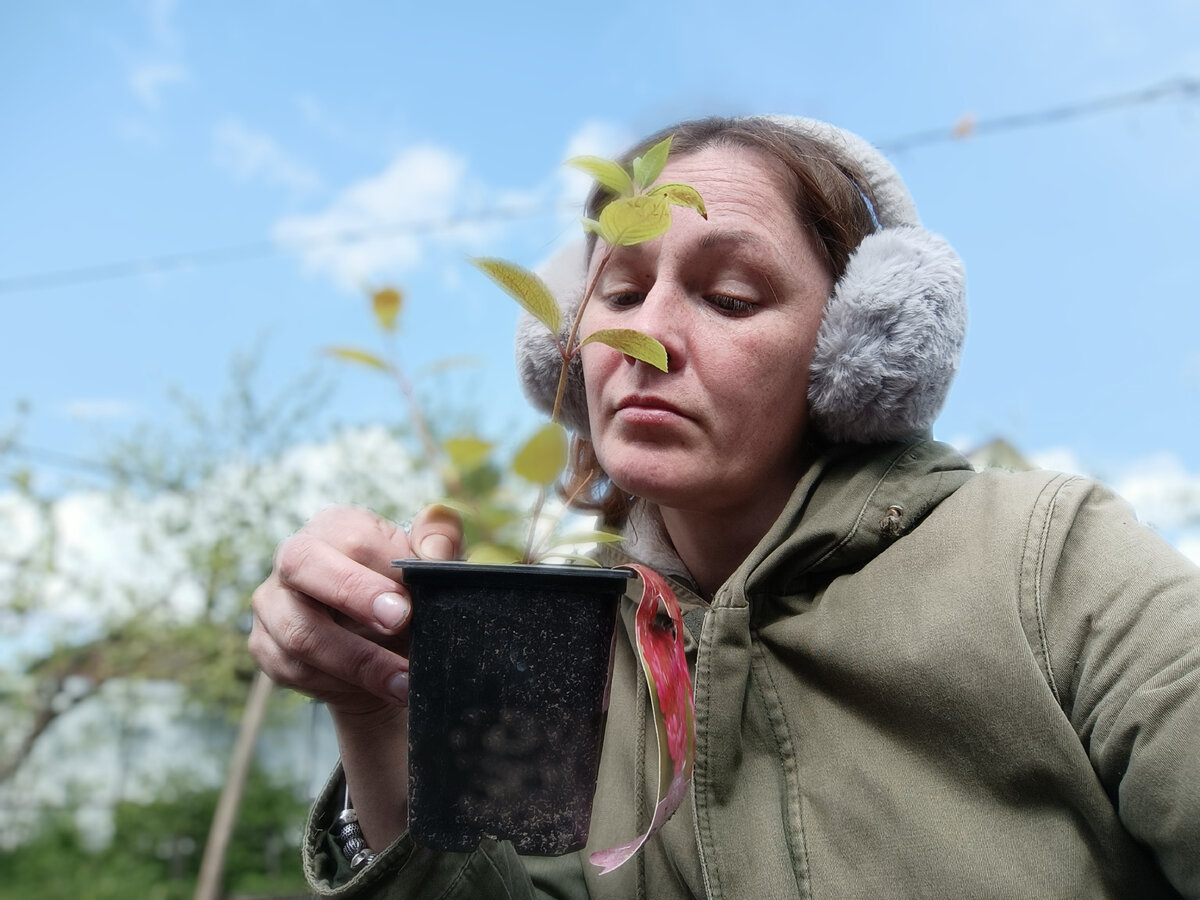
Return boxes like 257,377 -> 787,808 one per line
564,116 -> 880,526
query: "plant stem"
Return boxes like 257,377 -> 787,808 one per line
528,247 -> 612,563
550,248 -> 613,424
386,331 -> 461,496
522,486 -> 547,563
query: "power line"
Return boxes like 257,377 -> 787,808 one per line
0,204 -> 557,295
2,77 -> 1196,297
878,76 -> 1198,154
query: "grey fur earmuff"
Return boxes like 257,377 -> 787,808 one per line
514,115 -> 967,445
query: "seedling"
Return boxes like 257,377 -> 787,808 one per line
327,136 -> 702,871
470,136 -> 701,873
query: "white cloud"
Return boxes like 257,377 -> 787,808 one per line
213,119 -> 321,193
294,92 -> 354,146
1029,446 -> 1089,477
124,0 -> 187,111
1179,534 -> 1200,566
1110,452 -> 1200,533
272,120 -> 633,291
146,0 -> 180,48
1027,447 -> 1200,561
273,144 -> 489,289
970,442 -> 1200,559
129,61 -> 188,109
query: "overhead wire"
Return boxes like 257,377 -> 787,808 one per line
1,77 -> 1196,297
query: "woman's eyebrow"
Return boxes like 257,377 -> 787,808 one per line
698,229 -> 764,252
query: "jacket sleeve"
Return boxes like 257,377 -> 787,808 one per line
1038,476 -> 1200,897
302,766 -> 590,900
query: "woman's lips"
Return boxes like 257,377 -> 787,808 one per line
615,396 -> 689,426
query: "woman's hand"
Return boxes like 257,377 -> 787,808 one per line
249,503 -> 464,717
250,504 -> 464,849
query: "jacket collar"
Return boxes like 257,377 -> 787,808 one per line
602,438 -> 975,605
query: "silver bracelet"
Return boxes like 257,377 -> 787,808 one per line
332,781 -> 377,871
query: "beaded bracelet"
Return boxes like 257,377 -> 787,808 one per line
331,782 -> 377,871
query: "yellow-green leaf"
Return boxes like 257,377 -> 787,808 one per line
632,136 -> 673,192
539,554 -> 604,567
324,346 -> 391,371
467,543 -> 523,564
581,329 -> 669,372
580,217 -> 603,237
544,530 -> 625,551
566,155 -> 635,197
511,422 -> 567,485
651,183 -> 707,219
372,287 -> 402,332
444,436 -> 494,471
598,195 -> 671,247
471,257 -> 562,335
432,497 -> 476,520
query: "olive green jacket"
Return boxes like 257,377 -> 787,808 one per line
303,440 -> 1200,899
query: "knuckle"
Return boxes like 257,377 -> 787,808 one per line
276,656 -> 318,692
339,526 -> 374,564
249,581 -> 273,617
273,534 -> 312,586
247,633 -> 310,692
341,641 -> 388,692
277,610 -> 326,662
328,564 -> 371,614
333,506 -> 404,558
246,626 -> 267,661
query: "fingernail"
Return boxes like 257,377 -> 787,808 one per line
419,534 -> 454,560
372,592 -> 409,630
387,671 -> 409,703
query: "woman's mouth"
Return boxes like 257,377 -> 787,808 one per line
615,395 -> 689,426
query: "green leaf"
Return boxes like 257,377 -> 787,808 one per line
444,436 -> 494,471
598,195 -> 672,247
372,287 -> 402,332
580,217 -> 604,237
466,543 -> 523,564
632,135 -> 672,192
580,329 -> 669,372
543,529 -> 625,552
650,183 -> 707,219
430,497 -> 475,520
539,554 -> 604,567
566,155 -> 635,197
323,346 -> 391,372
511,422 -> 567,485
471,257 -> 562,335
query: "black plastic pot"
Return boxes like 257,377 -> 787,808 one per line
394,559 -> 629,855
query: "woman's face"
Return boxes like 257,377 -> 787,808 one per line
580,144 -> 834,521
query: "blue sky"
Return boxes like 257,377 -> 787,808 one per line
3,1 -> 1199,510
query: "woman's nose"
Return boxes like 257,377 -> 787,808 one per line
622,282 -> 685,368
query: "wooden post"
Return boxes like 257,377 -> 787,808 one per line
194,669 -> 274,900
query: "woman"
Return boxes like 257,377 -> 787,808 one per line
250,116 -> 1200,898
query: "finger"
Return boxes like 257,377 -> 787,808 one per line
251,589 -> 411,706
272,535 -> 412,635
408,503 -> 465,561
301,504 -> 416,579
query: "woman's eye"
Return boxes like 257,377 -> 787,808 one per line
605,291 -> 645,309
708,294 -> 755,315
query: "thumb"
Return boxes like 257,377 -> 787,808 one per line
409,503 -> 465,561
